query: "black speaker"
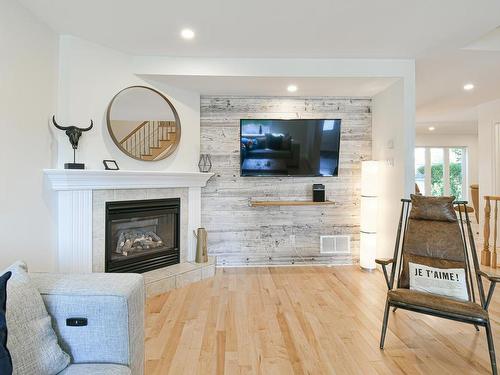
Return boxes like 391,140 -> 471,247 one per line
312,184 -> 325,202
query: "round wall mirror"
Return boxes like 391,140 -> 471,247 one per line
106,86 -> 181,161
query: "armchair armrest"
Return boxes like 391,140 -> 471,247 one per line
375,258 -> 394,266
478,269 -> 500,310
31,273 -> 144,375
479,270 -> 500,283
375,258 -> 395,290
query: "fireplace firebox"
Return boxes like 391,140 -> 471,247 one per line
105,198 -> 180,273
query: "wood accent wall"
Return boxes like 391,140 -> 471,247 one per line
200,96 -> 372,266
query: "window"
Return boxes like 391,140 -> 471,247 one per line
414,147 -> 467,200
415,148 -> 426,194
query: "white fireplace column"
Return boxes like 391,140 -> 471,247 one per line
44,170 -> 213,273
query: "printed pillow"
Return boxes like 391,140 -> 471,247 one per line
5,262 -> 70,375
409,262 -> 468,301
409,194 -> 457,222
247,138 -> 259,150
0,272 -> 12,375
241,137 -> 259,150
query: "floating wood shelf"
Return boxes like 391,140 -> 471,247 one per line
249,200 -> 335,207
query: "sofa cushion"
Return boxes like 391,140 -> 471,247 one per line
266,133 -> 283,150
0,272 -> 12,375
58,364 -> 131,375
4,262 -> 70,375
31,273 -> 145,375
246,149 -> 292,159
281,134 -> 291,150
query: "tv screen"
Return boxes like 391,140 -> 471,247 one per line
240,119 -> 341,177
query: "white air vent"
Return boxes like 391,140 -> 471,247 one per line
320,235 -> 351,254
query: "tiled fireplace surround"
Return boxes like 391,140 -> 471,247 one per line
44,170 -> 215,297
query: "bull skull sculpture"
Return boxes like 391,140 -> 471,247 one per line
52,115 -> 93,168
52,115 -> 93,149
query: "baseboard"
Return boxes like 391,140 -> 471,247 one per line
214,253 -> 356,267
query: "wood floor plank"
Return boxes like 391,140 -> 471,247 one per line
145,266 -> 500,374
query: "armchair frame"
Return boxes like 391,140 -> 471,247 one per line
377,199 -> 499,374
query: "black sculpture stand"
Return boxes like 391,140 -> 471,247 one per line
64,148 -> 85,169
64,163 -> 85,170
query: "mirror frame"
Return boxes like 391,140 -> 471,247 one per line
106,85 -> 182,161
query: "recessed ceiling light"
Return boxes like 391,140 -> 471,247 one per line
428,126 -> 435,131
181,28 -> 195,40
287,84 -> 298,93
463,83 -> 474,91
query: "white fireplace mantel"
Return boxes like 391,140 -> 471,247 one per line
44,169 -> 213,273
44,169 -> 213,191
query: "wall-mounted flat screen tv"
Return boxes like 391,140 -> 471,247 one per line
240,119 -> 341,177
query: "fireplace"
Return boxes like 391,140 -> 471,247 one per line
105,198 -> 180,273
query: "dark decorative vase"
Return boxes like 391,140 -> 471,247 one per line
198,154 -> 212,173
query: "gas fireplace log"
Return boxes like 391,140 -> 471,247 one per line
116,230 -> 164,256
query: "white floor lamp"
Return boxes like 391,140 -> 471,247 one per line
360,161 -> 379,270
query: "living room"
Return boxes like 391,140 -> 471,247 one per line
2,0 -> 500,374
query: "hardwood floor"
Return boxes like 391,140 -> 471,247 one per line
145,266 -> 500,374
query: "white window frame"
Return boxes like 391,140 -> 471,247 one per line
416,146 -> 468,200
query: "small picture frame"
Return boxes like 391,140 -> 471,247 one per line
103,160 -> 119,170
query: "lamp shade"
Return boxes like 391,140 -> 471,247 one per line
360,232 -> 377,269
361,160 -> 379,197
360,161 -> 379,270
360,197 -> 378,233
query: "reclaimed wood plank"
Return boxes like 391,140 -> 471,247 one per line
200,96 -> 371,266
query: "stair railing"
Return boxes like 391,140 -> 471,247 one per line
482,195 -> 500,267
119,121 -> 176,159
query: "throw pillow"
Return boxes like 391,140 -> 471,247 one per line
247,138 -> 259,150
0,272 -> 12,375
409,194 -> 457,222
5,262 -> 70,375
409,262 -> 468,301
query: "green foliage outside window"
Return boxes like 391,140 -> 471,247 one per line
416,149 -> 463,199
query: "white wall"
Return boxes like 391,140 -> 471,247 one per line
415,133 -> 479,191
0,0 -> 58,271
57,36 -> 200,172
477,99 -> 500,240
137,57 -> 416,262
372,79 -> 415,259
478,98 -> 500,199
0,19 -> 416,270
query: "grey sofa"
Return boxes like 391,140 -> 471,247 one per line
30,272 -> 145,375
241,134 -> 301,168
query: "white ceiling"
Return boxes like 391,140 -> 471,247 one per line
416,121 -> 478,135
416,48 -> 500,123
464,27 -> 500,52
143,76 -> 400,97
18,0 -> 500,130
17,0 -> 500,58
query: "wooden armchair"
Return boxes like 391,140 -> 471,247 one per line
377,195 -> 498,374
